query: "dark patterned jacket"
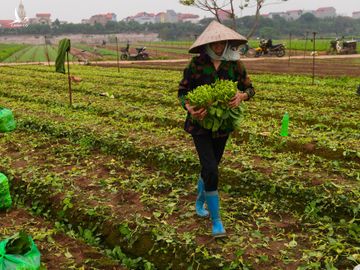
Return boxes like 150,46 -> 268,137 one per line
178,53 -> 255,136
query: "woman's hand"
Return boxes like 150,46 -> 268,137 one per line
229,91 -> 248,108
185,102 -> 207,120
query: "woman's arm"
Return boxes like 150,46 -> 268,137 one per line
236,60 -> 255,101
178,60 -> 194,110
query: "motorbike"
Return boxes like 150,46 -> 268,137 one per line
329,38 -> 357,55
120,42 -> 149,60
255,39 -> 286,57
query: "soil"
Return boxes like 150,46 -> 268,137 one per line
2,52 -> 360,78
0,208 -> 125,270
92,54 -> 360,77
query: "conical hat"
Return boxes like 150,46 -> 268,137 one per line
189,20 -> 247,53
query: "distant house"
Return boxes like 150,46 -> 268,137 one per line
177,13 -> 200,23
353,11 -> 360,19
155,12 -> 166,23
314,7 -> 336,18
165,10 -> 178,23
0,20 -> 14,28
266,7 -> 336,20
125,12 -> 155,24
216,9 -> 232,21
29,13 -> 52,25
89,13 -> 117,26
126,10 -> 193,24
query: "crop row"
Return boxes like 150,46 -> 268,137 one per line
1,64 -> 359,268
1,126 -> 359,269
1,94 -> 358,221
0,44 -> 28,61
1,66 -> 359,160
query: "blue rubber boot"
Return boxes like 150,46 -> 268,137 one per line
195,177 -> 209,217
205,191 -> 226,238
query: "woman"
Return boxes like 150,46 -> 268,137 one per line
178,21 -> 255,237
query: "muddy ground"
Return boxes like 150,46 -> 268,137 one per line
92,54 -> 360,78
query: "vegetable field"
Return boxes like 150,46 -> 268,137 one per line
0,65 -> 359,269
3,39 -> 359,63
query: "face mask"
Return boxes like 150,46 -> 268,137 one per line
206,42 -> 240,61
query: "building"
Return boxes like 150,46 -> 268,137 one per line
126,10 -> 199,24
32,13 -> 51,25
89,13 -> 117,26
125,12 -> 156,24
7,0 -> 29,28
265,7 -> 336,20
178,13 -> 200,23
314,7 -> 336,18
165,10 -> 178,23
155,12 -> 166,23
353,11 -> 360,19
16,0 -> 27,22
0,20 -> 14,28
216,9 -> 232,21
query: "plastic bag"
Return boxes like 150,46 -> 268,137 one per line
0,232 -> 41,270
0,108 -> 16,133
0,173 -> 12,210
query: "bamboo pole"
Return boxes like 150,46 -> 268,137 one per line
288,33 -> 292,66
312,32 -> 317,85
304,31 -> 309,59
115,36 -> 120,72
66,51 -> 73,106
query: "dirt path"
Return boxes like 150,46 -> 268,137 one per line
1,54 -> 360,77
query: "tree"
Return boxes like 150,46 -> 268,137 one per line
180,0 -> 287,38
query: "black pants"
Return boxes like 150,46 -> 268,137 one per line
192,134 -> 229,192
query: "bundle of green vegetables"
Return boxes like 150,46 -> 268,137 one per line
186,80 -> 245,132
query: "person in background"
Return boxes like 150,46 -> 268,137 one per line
178,21 -> 255,237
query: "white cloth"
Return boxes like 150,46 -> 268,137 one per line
205,42 -> 240,61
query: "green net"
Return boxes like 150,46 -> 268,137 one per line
0,173 -> 12,210
0,233 -> 41,270
0,107 -> 16,133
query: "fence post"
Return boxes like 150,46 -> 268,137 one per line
312,32 -> 317,85
115,36 -> 120,72
304,31 -> 309,59
288,33 -> 292,66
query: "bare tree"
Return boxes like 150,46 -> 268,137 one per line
180,0 -> 288,38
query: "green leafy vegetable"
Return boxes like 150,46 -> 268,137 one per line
186,80 -> 245,132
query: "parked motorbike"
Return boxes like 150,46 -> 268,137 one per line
255,39 -> 286,57
120,42 -> 149,60
329,38 -> 357,55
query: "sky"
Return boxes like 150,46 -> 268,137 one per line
0,0 -> 359,23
